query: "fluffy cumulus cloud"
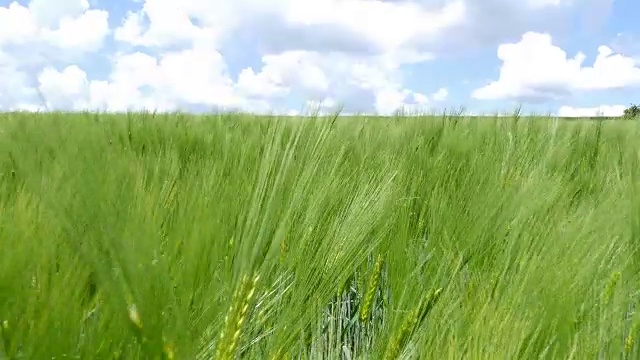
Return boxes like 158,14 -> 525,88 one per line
0,0 -> 627,114
37,49 -> 256,112
104,0 -> 464,114
473,32 -> 640,102
235,50 -> 450,114
0,0 -> 109,110
0,0 -> 108,50
3,0 -> 465,113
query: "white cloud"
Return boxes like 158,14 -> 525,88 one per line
113,0 -> 466,57
236,67 -> 289,98
114,6 -> 218,48
236,51 -> 329,98
38,65 -> 89,109
33,45 -> 449,114
557,104 -> 626,117
432,87 -> 449,101
0,0 -> 621,113
101,0 -> 615,114
283,0 -> 466,52
28,0 -> 90,28
232,50 -> 450,114
472,32 -> 640,102
37,59 -> 154,112
112,0 -> 599,59
155,47 -> 242,107
114,12 -> 144,44
42,10 -> 110,50
0,63 -> 38,110
107,0 -> 457,114
0,0 -> 109,111
0,3 -> 39,44
35,47 -> 278,113
0,1 -> 109,50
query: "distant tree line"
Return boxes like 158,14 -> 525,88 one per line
624,104 -> 640,119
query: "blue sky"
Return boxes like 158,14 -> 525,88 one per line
0,0 -> 639,116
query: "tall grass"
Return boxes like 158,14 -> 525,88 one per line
1,111 -> 640,359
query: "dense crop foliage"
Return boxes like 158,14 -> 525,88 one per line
1,112 -> 640,359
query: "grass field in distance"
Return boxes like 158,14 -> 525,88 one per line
1,111 -> 640,359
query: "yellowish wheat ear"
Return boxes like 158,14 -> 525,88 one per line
215,272 -> 260,360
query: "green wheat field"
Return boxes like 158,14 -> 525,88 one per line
1,111 -> 640,359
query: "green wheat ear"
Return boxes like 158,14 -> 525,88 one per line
1,319 -> 10,354
279,238 -> 289,265
383,287 -> 443,360
360,254 -> 384,324
603,271 -> 621,305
